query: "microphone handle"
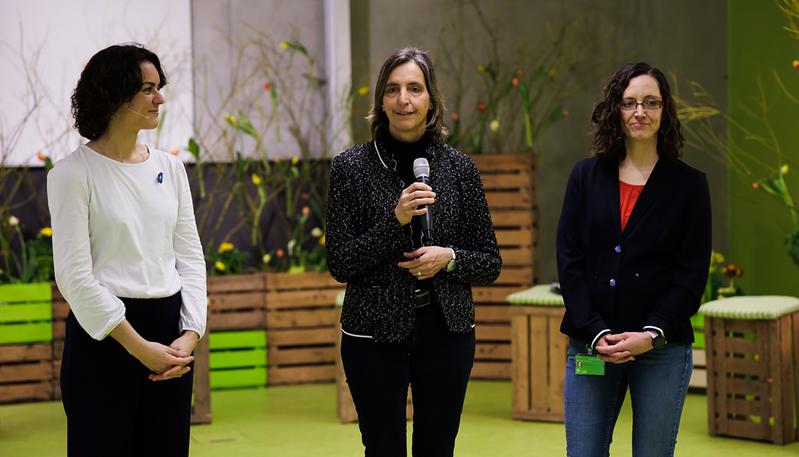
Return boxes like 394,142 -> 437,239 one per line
415,176 -> 433,244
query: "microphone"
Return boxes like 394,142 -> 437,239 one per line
126,106 -> 156,119
412,157 -> 434,244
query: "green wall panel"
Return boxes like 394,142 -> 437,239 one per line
728,1 -> 799,294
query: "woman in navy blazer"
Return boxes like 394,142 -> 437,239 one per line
556,62 -> 710,456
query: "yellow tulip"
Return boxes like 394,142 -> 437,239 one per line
291,156 -> 299,165
781,164 -> 789,175
39,227 -> 53,237
215,261 -> 226,271
279,41 -> 290,49
218,242 -> 235,253
251,174 -> 262,186
358,86 -> 369,96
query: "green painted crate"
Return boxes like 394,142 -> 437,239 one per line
209,330 -> 267,389
0,283 -> 53,344
691,313 -> 704,349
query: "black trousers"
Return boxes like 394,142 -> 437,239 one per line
61,292 -> 193,457
341,304 -> 476,457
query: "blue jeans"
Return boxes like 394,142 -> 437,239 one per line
564,337 -> 692,457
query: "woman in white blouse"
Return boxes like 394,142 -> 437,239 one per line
48,44 -> 206,457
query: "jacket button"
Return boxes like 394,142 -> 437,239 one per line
609,278 -> 616,287
614,245 -> 621,253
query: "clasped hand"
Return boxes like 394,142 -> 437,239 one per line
140,331 -> 199,382
398,246 -> 453,280
594,332 -> 654,364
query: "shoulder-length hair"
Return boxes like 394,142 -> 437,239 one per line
71,43 -> 167,140
591,62 -> 683,162
367,47 -> 447,143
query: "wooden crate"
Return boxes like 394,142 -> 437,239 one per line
265,272 -> 343,385
208,273 -> 267,331
510,305 -> 568,422
0,283 -> 54,403
471,154 -> 537,380
209,330 -> 267,389
0,343 -> 53,403
705,314 -> 799,444
52,286 -> 66,399
191,334 -> 212,424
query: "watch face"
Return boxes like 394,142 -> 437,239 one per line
653,335 -> 666,350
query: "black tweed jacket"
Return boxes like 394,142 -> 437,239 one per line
326,140 -> 501,342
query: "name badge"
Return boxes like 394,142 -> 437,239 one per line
575,354 -> 605,376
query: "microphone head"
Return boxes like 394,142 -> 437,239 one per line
413,158 -> 430,179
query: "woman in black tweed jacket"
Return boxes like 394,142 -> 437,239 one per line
326,47 -> 500,457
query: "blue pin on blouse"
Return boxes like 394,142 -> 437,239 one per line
157,172 -> 164,184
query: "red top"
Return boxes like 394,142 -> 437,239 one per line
619,180 -> 645,231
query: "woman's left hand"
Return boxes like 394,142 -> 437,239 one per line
398,246 -> 454,280
594,332 -> 653,364
149,331 -> 200,382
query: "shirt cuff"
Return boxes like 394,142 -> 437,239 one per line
591,329 -> 611,349
643,325 -> 665,339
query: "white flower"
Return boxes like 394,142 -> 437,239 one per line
311,227 -> 323,238
287,239 -> 296,252
8,216 -> 19,227
489,119 -> 500,134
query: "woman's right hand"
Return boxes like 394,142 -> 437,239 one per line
395,182 -> 436,226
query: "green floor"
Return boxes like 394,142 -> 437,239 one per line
1,381 -> 797,456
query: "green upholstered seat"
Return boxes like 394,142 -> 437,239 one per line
699,295 -> 799,320
506,284 -> 564,307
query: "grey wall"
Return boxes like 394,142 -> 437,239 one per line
353,0 -> 728,281
193,0 -> 328,160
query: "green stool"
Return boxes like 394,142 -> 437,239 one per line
507,285 -> 567,422
701,296 -> 799,444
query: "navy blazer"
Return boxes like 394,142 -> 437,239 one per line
556,156 -> 711,344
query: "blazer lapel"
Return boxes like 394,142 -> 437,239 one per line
599,161 -> 622,237
621,158 -> 668,238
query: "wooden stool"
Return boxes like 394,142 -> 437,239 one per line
334,291 -> 413,423
701,296 -> 799,444
506,285 -> 567,422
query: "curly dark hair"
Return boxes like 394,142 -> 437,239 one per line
591,62 -> 683,162
71,44 -> 166,140
367,47 -> 447,144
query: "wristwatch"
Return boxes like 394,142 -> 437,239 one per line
647,330 -> 667,350
445,249 -> 456,272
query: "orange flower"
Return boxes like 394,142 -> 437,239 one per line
450,111 -> 460,122
276,248 -> 285,258
723,263 -> 743,278
264,82 -> 272,92
170,147 -> 180,156
752,181 -> 760,189
793,59 -> 799,70
515,68 -> 524,77
302,206 -> 310,216
301,192 -> 311,201
511,77 -> 519,88
36,150 -> 47,161
476,102 -> 487,112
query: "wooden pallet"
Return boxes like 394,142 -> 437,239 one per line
705,314 -> 799,444
0,343 -> 53,403
208,273 -> 267,331
0,283 -> 54,403
265,272 -> 344,385
510,305 -> 567,422
471,154 -> 537,380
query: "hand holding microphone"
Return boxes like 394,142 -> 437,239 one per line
395,159 -> 436,228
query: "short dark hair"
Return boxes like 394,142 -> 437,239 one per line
367,47 -> 447,143
71,44 -> 166,140
591,62 -> 683,161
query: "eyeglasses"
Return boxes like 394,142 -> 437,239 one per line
619,98 -> 664,111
